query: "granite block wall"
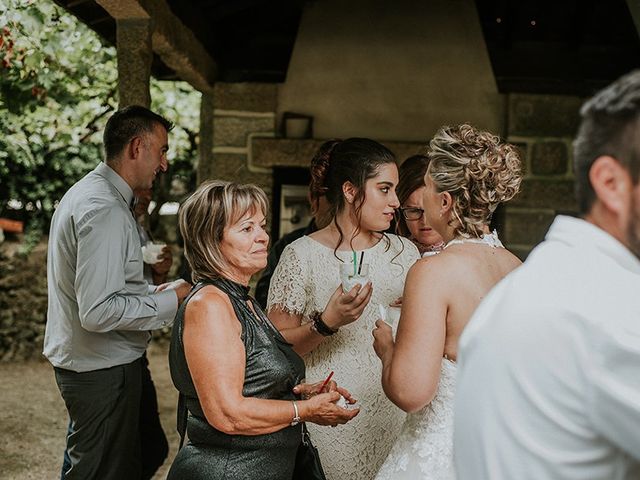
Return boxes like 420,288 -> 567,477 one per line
502,93 -> 583,259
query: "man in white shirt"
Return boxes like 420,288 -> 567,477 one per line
454,70 -> 640,480
45,106 -> 190,479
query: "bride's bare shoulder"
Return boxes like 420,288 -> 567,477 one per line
409,251 -> 457,279
413,248 -> 466,268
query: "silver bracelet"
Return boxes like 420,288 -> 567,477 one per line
291,400 -> 301,426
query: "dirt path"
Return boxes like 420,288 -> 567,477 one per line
0,343 -> 179,479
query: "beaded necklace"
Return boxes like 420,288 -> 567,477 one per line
443,230 -> 504,249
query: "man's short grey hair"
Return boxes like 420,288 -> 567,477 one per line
574,70 -> 640,214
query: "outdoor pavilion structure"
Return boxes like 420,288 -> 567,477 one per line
52,0 -> 640,256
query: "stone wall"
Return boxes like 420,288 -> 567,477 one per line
0,237 -> 179,362
502,93 -> 584,259
205,85 -> 586,259
208,83 -> 278,204
0,242 -> 48,361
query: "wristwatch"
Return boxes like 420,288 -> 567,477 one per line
291,400 -> 301,426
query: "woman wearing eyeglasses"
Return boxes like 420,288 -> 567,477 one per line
396,155 -> 445,256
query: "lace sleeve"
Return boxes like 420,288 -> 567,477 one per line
266,243 -> 309,316
400,235 -> 421,265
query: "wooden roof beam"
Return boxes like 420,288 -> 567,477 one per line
96,0 -> 217,92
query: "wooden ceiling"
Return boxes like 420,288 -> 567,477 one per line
54,0 -> 640,94
476,0 -> 640,94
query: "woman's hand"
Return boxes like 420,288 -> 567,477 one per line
302,391 -> 360,426
372,319 -> 394,363
293,380 -> 357,405
389,296 -> 402,308
322,282 -> 373,329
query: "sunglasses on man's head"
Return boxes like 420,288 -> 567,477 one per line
400,207 -> 424,221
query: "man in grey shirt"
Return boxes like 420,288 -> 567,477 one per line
45,105 -> 190,479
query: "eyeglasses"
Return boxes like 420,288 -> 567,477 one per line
400,207 -> 424,221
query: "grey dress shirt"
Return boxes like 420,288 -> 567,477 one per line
44,162 -> 178,372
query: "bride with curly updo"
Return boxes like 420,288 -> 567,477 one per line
372,124 -> 523,479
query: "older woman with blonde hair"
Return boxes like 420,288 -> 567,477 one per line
168,180 -> 359,480
373,124 -> 523,479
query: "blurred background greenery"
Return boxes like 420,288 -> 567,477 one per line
0,0 -> 201,252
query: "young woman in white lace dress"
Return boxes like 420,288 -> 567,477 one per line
267,138 -> 420,479
372,124 -> 524,479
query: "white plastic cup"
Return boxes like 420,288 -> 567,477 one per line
378,303 -> 401,336
141,241 -> 166,264
340,263 -> 370,293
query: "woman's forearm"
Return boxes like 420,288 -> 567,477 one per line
382,350 -> 437,413
279,322 -> 329,356
202,395 -> 303,436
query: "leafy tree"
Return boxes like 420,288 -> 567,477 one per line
0,0 -> 200,250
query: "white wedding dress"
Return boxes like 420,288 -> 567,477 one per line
375,358 -> 457,479
376,231 -> 504,479
267,234 -> 420,479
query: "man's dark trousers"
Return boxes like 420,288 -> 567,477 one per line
59,354 -> 168,479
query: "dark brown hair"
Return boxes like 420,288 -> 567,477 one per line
103,105 -> 173,162
310,138 -> 396,257
309,140 -> 339,201
395,154 -> 431,237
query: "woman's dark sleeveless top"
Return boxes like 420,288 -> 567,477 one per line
167,277 -> 306,480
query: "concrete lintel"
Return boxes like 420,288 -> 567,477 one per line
96,0 -> 217,92
251,138 -> 424,168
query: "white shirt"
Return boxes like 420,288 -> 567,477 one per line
44,162 -> 177,372
454,215 -> 640,480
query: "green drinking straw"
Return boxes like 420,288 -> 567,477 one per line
352,250 -> 357,276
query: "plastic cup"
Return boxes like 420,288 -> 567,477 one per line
142,241 -> 166,264
340,263 -> 370,293
378,303 -> 401,336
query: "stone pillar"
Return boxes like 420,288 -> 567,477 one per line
197,91 -> 215,184
212,83 -> 276,191
116,18 -> 152,108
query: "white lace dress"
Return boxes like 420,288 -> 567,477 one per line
375,231 -> 503,479
375,359 -> 457,479
267,234 -> 420,479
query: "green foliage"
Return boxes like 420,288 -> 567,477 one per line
0,0 -> 200,249
151,80 -> 201,210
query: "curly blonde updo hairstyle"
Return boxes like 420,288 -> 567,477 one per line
427,124 -> 522,238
